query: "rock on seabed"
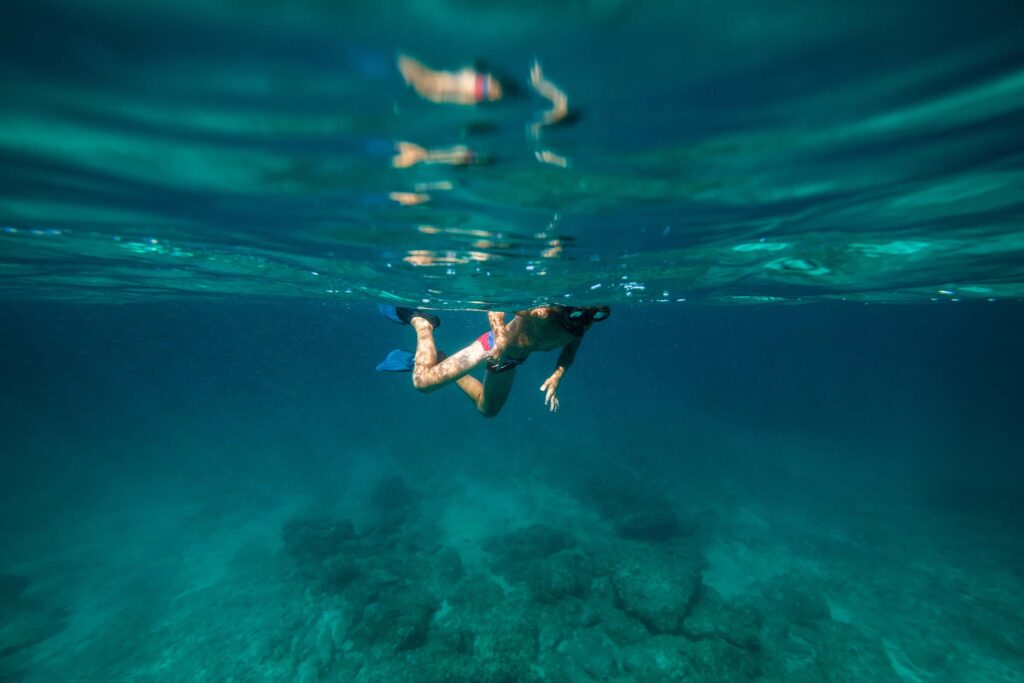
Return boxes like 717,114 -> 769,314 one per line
611,546 -> 703,634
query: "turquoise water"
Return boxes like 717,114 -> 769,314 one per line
3,1 -> 1024,681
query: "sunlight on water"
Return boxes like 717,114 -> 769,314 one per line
1,0 -> 1023,306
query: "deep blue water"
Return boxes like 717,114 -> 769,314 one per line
3,302 -> 1023,492
2,0 -> 1024,680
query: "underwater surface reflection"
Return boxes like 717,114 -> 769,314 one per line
1,0 -> 1023,305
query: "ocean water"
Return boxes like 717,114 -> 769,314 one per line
2,0 -> 1024,681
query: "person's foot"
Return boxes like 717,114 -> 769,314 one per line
378,304 -> 441,329
403,307 -> 440,330
410,315 -> 436,331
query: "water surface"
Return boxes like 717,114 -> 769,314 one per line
2,0 -> 1023,305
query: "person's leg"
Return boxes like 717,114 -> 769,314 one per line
442,366 -> 516,417
476,367 -> 516,417
410,318 -> 489,391
408,318 -> 515,416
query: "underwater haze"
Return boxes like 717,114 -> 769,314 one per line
2,0 -> 1024,681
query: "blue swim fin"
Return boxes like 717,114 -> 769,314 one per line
376,349 -> 415,372
378,304 -> 406,325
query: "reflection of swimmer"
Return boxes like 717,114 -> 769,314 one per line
376,304 -> 609,416
398,55 -> 504,105
534,149 -> 569,168
387,191 -> 430,206
530,60 -> 570,136
392,141 -> 480,168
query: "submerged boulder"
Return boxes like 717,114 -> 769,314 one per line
612,548 -> 703,634
682,638 -> 763,682
580,474 -> 692,543
614,505 -> 685,542
483,525 -> 588,604
433,576 -> 542,682
354,586 -> 437,653
619,634 -> 693,681
472,615 -> 541,683
319,557 -> 361,593
602,605 -> 651,646
558,628 -> 624,680
522,553 -> 588,604
482,524 -> 575,564
683,587 -> 763,652
621,634 -> 761,683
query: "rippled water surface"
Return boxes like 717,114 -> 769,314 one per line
2,0 -> 1023,305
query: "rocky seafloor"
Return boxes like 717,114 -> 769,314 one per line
3,467 -> 1023,683
246,474 -> 1007,683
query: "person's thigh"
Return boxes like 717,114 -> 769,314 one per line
480,368 -> 517,416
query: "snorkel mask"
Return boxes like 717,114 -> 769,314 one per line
554,305 -> 610,336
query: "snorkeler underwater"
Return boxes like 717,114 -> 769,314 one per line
377,304 -> 610,416
1,0 -> 1023,681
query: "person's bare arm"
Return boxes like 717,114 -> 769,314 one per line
540,337 -> 580,412
530,61 -> 569,135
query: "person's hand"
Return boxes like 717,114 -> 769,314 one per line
488,311 -> 508,360
530,60 -> 544,89
540,373 -> 561,413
